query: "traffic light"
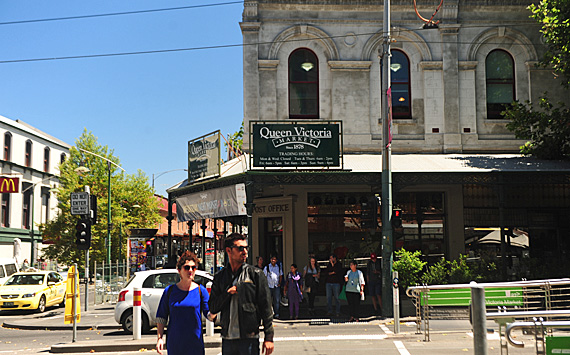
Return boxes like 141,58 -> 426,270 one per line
75,218 -> 91,250
361,196 -> 378,229
392,208 -> 403,228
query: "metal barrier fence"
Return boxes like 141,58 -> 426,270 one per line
406,278 -> 570,342
93,260 -> 129,304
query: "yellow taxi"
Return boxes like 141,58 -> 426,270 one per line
0,271 -> 66,312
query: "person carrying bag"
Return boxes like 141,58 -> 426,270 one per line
344,260 -> 365,322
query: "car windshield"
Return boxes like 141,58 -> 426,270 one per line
5,274 -> 45,286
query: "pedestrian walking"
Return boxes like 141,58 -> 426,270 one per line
284,264 -> 303,319
366,252 -> 382,315
255,256 -> 265,269
344,260 -> 365,322
263,256 -> 283,319
156,251 -> 214,355
209,233 -> 274,355
324,253 -> 343,317
302,257 -> 320,315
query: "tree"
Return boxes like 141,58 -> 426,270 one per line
225,121 -> 243,160
39,130 -> 161,266
529,0 -> 570,87
504,0 -> 570,160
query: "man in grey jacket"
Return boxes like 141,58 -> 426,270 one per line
209,233 -> 274,355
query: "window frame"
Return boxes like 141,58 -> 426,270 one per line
288,48 -> 320,119
390,49 -> 412,119
25,140 -> 32,168
22,182 -> 32,229
485,49 -> 515,119
1,193 -> 10,227
43,147 -> 50,173
3,132 -> 11,162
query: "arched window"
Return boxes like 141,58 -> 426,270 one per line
390,50 -> 411,119
486,49 -> 515,119
289,48 -> 319,118
25,140 -> 32,168
43,147 -> 50,172
3,132 -> 11,162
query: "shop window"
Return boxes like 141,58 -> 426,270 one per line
486,49 -> 515,119
391,49 -> 411,119
25,140 -> 32,168
307,193 -> 380,266
393,192 -> 446,264
3,132 -> 11,162
43,147 -> 50,173
289,48 -> 319,118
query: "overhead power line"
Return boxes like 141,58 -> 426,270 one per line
0,1 -> 243,26
0,24 -> 543,65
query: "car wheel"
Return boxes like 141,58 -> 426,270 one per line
121,309 -> 150,334
37,295 -> 46,313
59,293 -> 66,307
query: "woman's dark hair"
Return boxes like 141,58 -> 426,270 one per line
291,263 -> 297,269
176,250 -> 199,270
224,233 -> 247,249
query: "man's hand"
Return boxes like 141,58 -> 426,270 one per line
227,285 -> 237,295
262,340 -> 274,355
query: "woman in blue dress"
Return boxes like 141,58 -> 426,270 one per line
156,251 -> 215,355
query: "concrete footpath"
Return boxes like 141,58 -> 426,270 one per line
2,303 -> 550,354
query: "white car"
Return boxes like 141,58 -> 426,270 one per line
114,268 -> 213,333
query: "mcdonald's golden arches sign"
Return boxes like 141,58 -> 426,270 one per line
0,177 -> 19,193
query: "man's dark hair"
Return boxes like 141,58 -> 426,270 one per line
224,232 -> 247,249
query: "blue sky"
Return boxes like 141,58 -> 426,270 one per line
0,1 -> 244,196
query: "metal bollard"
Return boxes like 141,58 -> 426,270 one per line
205,282 -> 214,336
133,287 -> 142,340
470,282 -> 487,355
393,271 -> 400,334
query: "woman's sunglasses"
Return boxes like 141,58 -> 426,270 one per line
183,265 -> 197,271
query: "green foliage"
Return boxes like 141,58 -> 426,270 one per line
504,97 -> 570,160
448,254 -> 473,284
420,258 -> 449,285
39,130 -> 161,267
529,0 -> 570,87
392,248 -> 427,290
225,121 -> 244,159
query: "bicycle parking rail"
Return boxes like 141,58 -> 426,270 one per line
405,278 -> 570,342
505,319 -> 570,352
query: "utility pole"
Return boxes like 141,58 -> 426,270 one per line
381,0 -> 394,318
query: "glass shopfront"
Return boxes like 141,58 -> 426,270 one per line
307,193 -> 381,266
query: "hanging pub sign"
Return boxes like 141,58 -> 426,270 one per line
188,130 -> 221,183
175,183 -> 247,221
251,122 -> 342,168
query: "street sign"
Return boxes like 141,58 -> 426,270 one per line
70,192 -> 90,215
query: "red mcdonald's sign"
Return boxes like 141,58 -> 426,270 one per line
0,177 -> 19,193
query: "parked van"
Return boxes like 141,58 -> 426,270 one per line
0,258 -> 20,285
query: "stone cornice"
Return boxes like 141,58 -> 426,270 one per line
459,61 -> 478,70
328,60 -> 372,71
419,61 -> 443,70
240,22 -> 261,32
259,60 -> 280,70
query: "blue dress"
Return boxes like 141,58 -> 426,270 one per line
156,284 -> 210,355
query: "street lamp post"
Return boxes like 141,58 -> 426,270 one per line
22,176 -> 57,268
152,169 -> 188,190
78,148 -> 125,265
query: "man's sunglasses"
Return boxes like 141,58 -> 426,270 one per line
183,265 -> 197,271
232,245 -> 249,252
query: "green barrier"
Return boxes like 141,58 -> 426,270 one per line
546,336 -> 570,354
419,287 -> 523,307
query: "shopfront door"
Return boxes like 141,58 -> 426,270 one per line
262,217 -> 283,265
